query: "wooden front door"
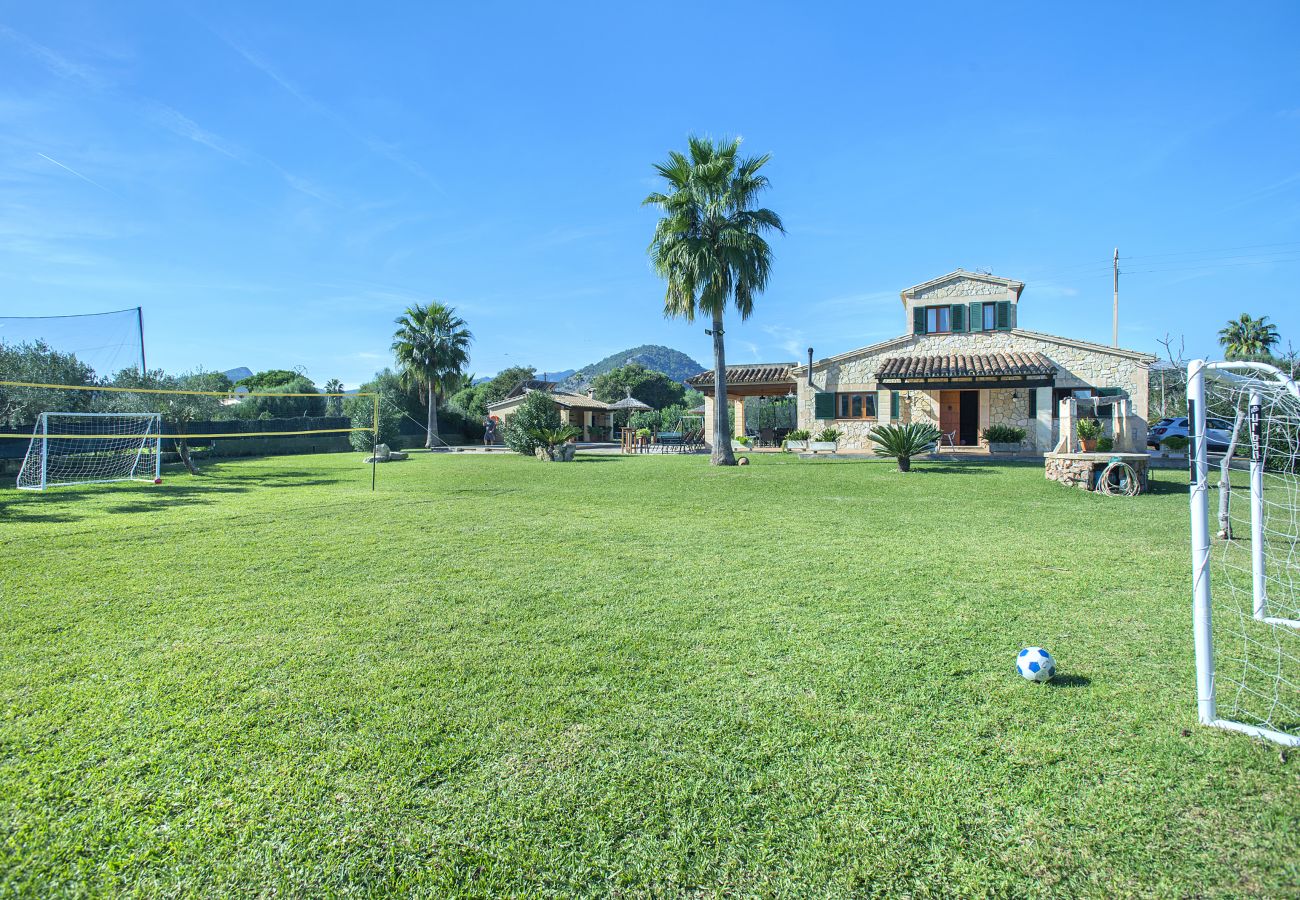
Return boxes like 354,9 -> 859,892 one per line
939,390 -> 979,446
939,391 -> 960,443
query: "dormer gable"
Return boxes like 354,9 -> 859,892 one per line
900,269 -> 1025,336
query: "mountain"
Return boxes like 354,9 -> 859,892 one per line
223,366 -> 253,383
559,345 -> 705,390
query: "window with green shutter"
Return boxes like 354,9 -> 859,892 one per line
996,301 -> 1012,330
950,303 -> 966,333
890,391 -> 900,418
968,301 -> 983,332
1028,389 -> 1038,418
913,306 -> 926,335
814,392 -> 835,419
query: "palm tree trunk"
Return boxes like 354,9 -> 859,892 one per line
711,308 -> 736,466
426,379 -> 439,449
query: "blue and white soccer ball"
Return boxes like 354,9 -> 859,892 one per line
1016,647 -> 1056,682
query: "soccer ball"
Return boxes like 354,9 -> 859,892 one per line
1016,647 -> 1056,682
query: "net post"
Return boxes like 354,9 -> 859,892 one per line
371,394 -> 379,492
1188,359 -> 1216,727
39,413 -> 48,492
153,414 -> 163,483
1248,390 -> 1266,621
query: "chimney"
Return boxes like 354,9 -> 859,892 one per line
587,388 -> 595,399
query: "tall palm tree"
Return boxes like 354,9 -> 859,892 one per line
323,378 -> 345,416
644,136 -> 784,465
392,303 -> 473,449
1218,313 -> 1281,359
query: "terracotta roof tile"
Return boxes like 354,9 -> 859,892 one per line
877,352 -> 1055,380
684,363 -> 795,386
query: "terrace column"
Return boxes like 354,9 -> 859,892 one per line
733,397 -> 746,439
1034,387 -> 1053,450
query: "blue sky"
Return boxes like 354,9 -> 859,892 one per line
2,2 -> 1299,387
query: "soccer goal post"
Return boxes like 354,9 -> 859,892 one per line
16,412 -> 162,491
1189,359 -> 1300,747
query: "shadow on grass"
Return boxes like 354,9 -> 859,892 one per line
909,465 -> 1001,476
0,507 -> 84,524
1047,674 -> 1091,688
1143,478 -> 1188,497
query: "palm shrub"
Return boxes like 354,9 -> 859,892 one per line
528,425 -> 581,459
814,427 -> 841,443
870,422 -> 941,472
502,390 -> 561,456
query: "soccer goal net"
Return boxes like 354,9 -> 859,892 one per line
16,412 -> 162,491
1189,359 -> 1300,747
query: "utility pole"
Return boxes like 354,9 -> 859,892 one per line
1112,248 -> 1119,348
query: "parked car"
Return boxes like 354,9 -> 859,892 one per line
1147,416 -> 1235,452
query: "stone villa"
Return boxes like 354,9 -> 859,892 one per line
689,270 -> 1156,453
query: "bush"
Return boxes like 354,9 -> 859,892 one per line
814,428 -> 841,443
1161,435 -> 1189,452
503,390 -> 560,455
345,393 -> 401,451
1096,437 -> 1114,452
785,429 -> 810,441
982,424 -> 1026,444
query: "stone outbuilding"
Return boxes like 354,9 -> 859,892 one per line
692,270 -> 1156,453
486,380 -> 615,442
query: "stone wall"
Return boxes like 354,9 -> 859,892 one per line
1045,452 -> 1149,493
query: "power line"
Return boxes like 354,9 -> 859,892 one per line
1121,240 -> 1300,261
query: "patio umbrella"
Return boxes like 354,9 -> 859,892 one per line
606,390 -> 653,415
607,390 -> 654,444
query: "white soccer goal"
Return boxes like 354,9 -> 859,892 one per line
16,412 -> 162,491
1189,359 -> 1300,746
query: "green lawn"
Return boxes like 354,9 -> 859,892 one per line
0,452 -> 1296,897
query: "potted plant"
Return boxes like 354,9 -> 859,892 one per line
1160,435 -> 1188,458
1096,437 -> 1114,453
981,424 -> 1026,453
783,429 -> 810,452
732,434 -> 753,452
1076,417 -> 1102,452
869,423 -> 942,472
810,427 -> 841,454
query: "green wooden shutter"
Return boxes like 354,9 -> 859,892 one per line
913,306 -> 926,335
969,302 -> 983,332
1028,389 -> 1037,418
996,301 -> 1011,330
950,304 -> 965,333
814,392 -> 836,419
890,390 -> 900,419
